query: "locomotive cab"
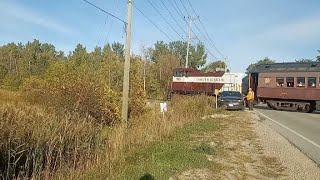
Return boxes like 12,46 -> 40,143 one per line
173,68 -> 196,78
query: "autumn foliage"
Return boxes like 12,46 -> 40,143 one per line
0,39 -> 215,179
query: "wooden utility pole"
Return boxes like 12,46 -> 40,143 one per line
121,0 -> 132,124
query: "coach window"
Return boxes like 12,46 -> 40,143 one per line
286,77 -> 294,87
264,77 -> 271,86
296,77 -> 305,87
308,77 -> 316,88
276,77 -> 284,87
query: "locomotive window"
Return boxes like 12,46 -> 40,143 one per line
296,77 -> 305,87
286,77 -> 294,87
307,77 -> 316,88
276,77 -> 284,87
175,71 -> 184,77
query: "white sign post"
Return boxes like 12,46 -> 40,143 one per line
215,95 -> 218,109
160,102 -> 167,120
214,89 -> 219,109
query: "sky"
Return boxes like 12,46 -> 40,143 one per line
0,0 -> 320,72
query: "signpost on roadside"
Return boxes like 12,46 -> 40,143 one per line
160,102 -> 167,120
214,89 -> 219,109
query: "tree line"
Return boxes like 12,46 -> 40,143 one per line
1,39 -> 318,95
0,39 -> 213,99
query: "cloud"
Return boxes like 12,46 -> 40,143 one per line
0,1 -> 74,34
255,16 -> 320,45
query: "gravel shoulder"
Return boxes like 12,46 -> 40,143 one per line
251,111 -> 320,179
173,110 -> 320,179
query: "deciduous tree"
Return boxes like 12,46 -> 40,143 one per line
246,57 -> 275,74
202,60 -> 226,72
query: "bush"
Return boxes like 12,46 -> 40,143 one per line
22,62 -> 121,125
2,74 -> 22,90
128,59 -> 146,117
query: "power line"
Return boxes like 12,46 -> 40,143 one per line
147,0 -> 185,41
179,0 -> 220,60
179,0 -> 191,16
191,27 -> 219,61
82,0 -> 126,25
174,0 -> 220,61
186,0 -> 225,59
104,0 -> 121,45
132,2 -> 173,41
193,20 -> 220,57
97,15 -> 108,46
138,0 -> 219,62
172,0 -> 186,19
159,0 -> 187,36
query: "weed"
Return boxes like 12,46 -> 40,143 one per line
193,143 -> 216,155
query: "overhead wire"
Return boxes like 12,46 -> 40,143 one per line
132,2 -> 173,41
85,0 -> 220,62
171,0 -> 186,19
174,0 -> 220,61
147,0 -> 185,41
178,0 -> 190,16
104,0 -> 121,45
159,0 -> 188,36
97,15 -> 109,46
82,0 -> 126,25
186,0 -> 226,59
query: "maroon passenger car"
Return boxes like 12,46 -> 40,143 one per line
249,62 -> 320,112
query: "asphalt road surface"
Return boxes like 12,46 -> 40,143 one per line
254,104 -> 320,165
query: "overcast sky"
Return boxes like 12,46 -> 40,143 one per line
0,0 -> 319,72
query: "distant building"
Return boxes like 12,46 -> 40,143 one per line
220,73 -> 246,93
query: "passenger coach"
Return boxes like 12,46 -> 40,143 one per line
248,62 -> 320,112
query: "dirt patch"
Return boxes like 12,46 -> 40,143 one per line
201,114 -> 231,120
169,169 -> 213,180
172,111 -> 287,179
214,111 -> 286,179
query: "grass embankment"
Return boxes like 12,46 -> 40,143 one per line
118,113 -> 224,179
0,89 -> 216,179
114,111 -> 287,179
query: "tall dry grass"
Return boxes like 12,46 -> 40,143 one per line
0,92 -> 215,179
63,95 -> 216,179
0,89 -> 20,102
0,102 -> 107,179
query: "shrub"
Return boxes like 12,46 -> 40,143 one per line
22,61 -> 121,125
2,74 -> 22,90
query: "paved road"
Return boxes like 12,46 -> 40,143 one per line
254,105 -> 320,165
